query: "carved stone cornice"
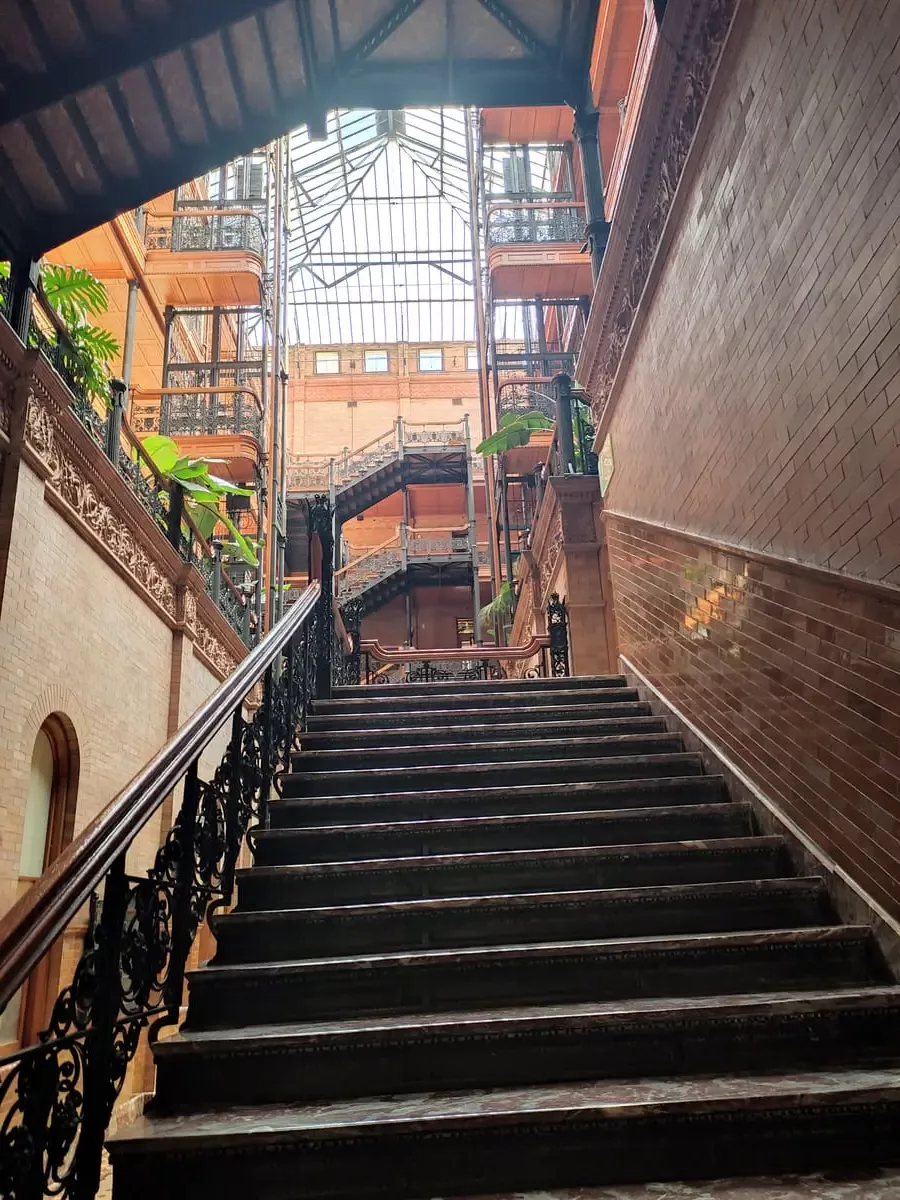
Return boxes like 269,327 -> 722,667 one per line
577,0 -> 742,441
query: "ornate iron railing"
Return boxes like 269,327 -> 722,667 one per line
356,594 -> 570,684
487,203 -> 585,247
131,386 -> 263,441
144,204 -> 266,258
286,419 -> 467,495
0,499 -> 338,1200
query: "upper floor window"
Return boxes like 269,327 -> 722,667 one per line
466,348 -> 480,371
418,348 -> 443,372
315,351 -> 340,374
365,350 -> 389,373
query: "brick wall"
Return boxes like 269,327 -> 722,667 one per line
607,515 -> 900,921
593,0 -> 900,914
603,0 -> 900,583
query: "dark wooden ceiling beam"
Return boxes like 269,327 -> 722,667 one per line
0,0 -> 279,127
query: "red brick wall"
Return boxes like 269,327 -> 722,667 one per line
607,515 -> 900,920
603,0 -> 900,583
595,0 -> 900,914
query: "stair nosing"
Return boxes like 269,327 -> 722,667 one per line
221,874 -> 825,924
156,984 -> 900,1055
237,834 -> 785,879
300,716 -> 665,743
109,1068 -> 900,1151
292,732 -> 685,763
254,801 -> 752,840
188,925 -> 872,981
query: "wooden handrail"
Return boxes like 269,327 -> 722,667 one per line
0,582 -> 321,1012
131,384 -> 264,415
361,635 -> 549,663
334,533 -> 401,578
331,594 -> 354,655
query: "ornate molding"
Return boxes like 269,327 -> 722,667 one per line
184,584 -> 241,680
579,0 -> 741,435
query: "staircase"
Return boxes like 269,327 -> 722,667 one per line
336,528 -> 475,615
108,676 -> 900,1197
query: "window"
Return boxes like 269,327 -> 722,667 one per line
315,351 -> 340,374
418,348 -> 443,372
466,348 -> 480,371
365,350 -> 389,373
0,717 -> 79,1051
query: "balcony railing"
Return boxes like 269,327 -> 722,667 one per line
131,386 -> 263,441
487,202 -> 585,248
144,203 -> 266,257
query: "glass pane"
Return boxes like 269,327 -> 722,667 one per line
466,349 -> 479,370
315,352 -> 340,374
418,349 -> 443,372
365,351 -> 388,372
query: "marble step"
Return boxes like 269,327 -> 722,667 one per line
154,987 -> 900,1107
278,751 -> 706,799
213,875 -> 831,963
331,675 -> 629,699
434,1170 -> 900,1198
299,715 -> 668,751
312,686 -> 642,717
269,776 -> 728,829
108,1067 -> 900,1199
236,836 -> 791,911
292,733 -> 686,774
253,802 -> 755,864
184,927 -> 888,1029
305,701 -> 654,732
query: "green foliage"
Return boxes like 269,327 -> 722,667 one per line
0,262 -> 121,402
476,411 -> 554,456
479,581 -> 515,625
141,435 -> 258,567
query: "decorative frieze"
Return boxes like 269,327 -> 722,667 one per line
579,0 -> 740,434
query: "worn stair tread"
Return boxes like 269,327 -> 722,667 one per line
279,751 -> 705,786
254,802 -> 751,843
272,776 -> 727,817
157,985 -> 900,1053
305,702 -> 653,729
108,1066 -> 900,1151
218,875 -> 827,926
435,1169 -> 900,1198
293,732 -> 685,766
190,925 -> 872,981
313,688 -> 642,712
238,835 -> 785,881
300,716 -> 667,746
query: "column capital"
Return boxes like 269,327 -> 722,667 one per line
572,105 -> 600,143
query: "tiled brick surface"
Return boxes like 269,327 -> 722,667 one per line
607,515 -> 900,921
604,0 -> 900,585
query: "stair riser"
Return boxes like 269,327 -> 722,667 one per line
299,716 -> 667,750
269,777 -> 727,827
278,754 -> 704,798
236,846 -> 789,909
313,688 -> 641,716
213,888 -> 831,962
155,1004 -> 900,1107
111,1098 -> 900,1200
305,702 -> 653,731
292,734 -> 685,773
254,808 -> 753,864
185,939 -> 881,1028
331,677 -> 628,699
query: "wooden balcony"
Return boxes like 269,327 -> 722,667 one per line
142,206 -> 266,308
487,202 -> 592,300
130,386 -> 263,483
482,106 -> 573,145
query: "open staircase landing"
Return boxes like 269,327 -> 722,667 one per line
108,676 -> 900,1197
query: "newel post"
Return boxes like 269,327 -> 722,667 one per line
546,593 -> 570,677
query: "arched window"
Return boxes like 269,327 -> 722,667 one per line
0,716 -> 79,1050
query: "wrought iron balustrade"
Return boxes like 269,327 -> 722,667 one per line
144,387 -> 264,440
144,204 -> 265,258
487,203 -> 585,247
0,496 -> 338,1200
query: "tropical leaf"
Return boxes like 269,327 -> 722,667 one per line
41,264 -> 109,320
205,474 -> 253,497
142,435 -> 181,475
479,581 -> 514,625
476,412 -> 553,456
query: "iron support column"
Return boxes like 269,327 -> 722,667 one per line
572,99 -> 610,284
9,258 -> 39,342
121,278 -> 140,402
105,378 -> 126,463
402,488 -> 413,645
464,415 -> 483,644
555,373 -> 577,475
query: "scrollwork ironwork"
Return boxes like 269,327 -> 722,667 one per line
0,502 -> 336,1200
